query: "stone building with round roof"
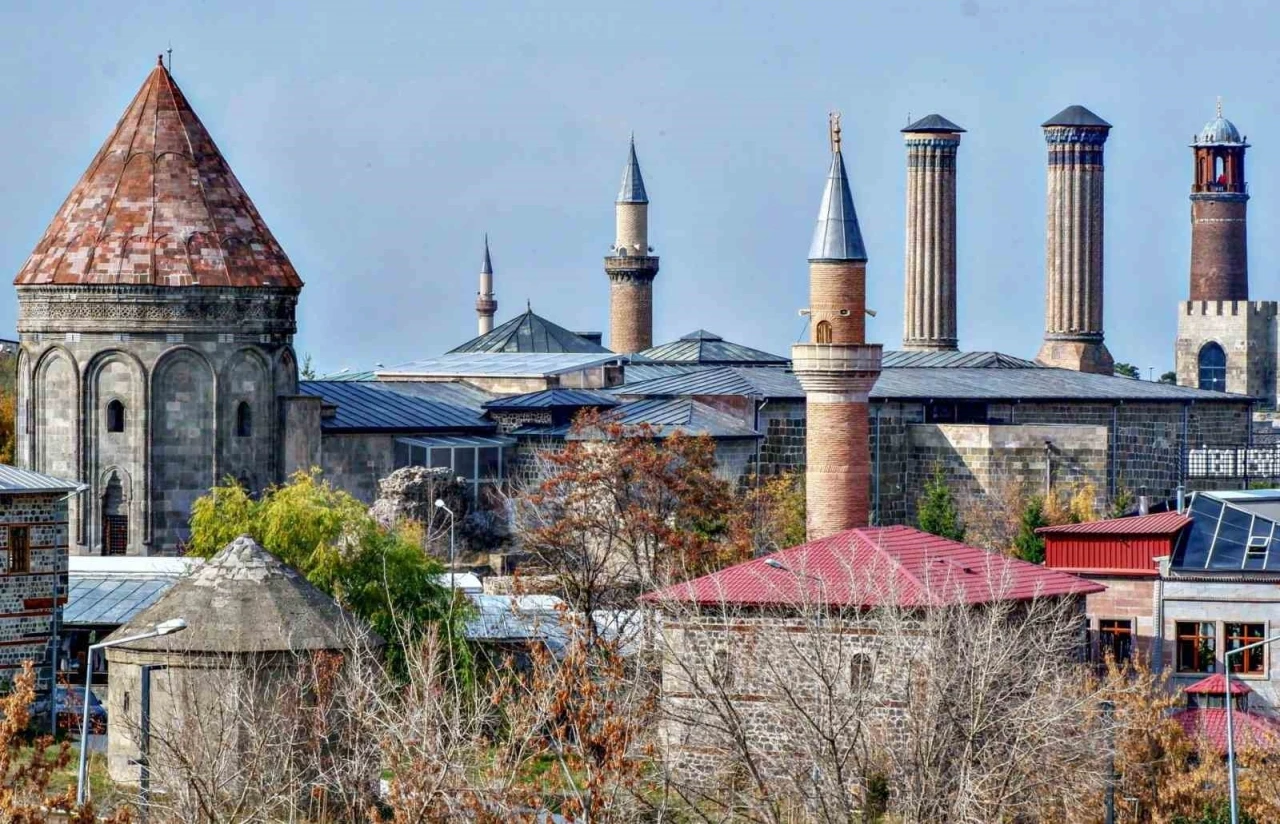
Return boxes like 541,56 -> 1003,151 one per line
13,57 -> 304,555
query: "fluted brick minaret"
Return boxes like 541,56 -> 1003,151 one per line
1190,100 -> 1249,301
902,114 -> 964,351
476,234 -> 497,335
1036,105 -> 1113,375
793,114 -> 883,540
605,136 -> 659,354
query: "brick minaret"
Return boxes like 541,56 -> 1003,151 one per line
476,234 -> 497,335
1190,100 -> 1249,301
793,114 -> 883,540
902,114 -> 964,352
605,136 -> 659,353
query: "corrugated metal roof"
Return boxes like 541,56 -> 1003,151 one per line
871,366 -> 1245,402
483,389 -> 619,410
396,434 -> 514,449
881,350 -> 1039,368
449,309 -> 611,354
615,366 -> 804,399
637,330 -> 789,366
621,364 -> 710,383
359,380 -> 494,409
379,352 -> 622,379
604,398 -> 759,439
644,525 -> 1103,608
1038,512 -> 1191,536
809,149 -> 867,262
0,466 -> 79,493
316,369 -> 377,381
299,381 -> 491,433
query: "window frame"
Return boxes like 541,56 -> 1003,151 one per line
1098,618 -> 1134,665
1226,621 -> 1267,676
1175,620 -> 1217,674
815,320 -> 833,344
1197,342 -> 1227,392
8,527 -> 29,574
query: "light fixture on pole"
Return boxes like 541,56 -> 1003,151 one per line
1225,632 -> 1280,824
434,499 -> 455,568
76,617 -> 187,807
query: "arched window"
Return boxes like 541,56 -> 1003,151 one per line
1198,342 -> 1227,392
106,400 -> 125,433
235,401 -> 252,438
815,320 -> 833,344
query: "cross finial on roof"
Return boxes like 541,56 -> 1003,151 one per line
828,112 -> 842,153
1217,96 -> 1223,118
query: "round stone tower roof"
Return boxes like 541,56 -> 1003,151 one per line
1198,115 -> 1244,145
15,57 -> 303,289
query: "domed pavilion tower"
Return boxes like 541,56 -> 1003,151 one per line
13,57 -> 303,555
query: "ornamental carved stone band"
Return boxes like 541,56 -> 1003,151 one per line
792,343 -> 883,393
1043,127 -> 1110,146
17,285 -> 299,335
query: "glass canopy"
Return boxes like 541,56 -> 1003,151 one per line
1173,493 -> 1280,572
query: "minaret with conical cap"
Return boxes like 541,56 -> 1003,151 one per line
792,114 -> 883,540
476,234 -> 497,335
1036,105 -> 1113,375
605,136 -> 659,354
902,114 -> 964,351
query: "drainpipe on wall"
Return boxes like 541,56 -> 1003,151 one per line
873,405 -> 882,526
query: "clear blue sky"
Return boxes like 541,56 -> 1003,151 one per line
1,0 -> 1277,376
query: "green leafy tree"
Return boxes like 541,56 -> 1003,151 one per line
916,465 -> 965,542
1012,496 -> 1048,563
1113,362 -> 1140,379
1160,370 -> 1178,385
188,469 -> 465,674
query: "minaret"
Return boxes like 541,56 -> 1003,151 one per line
1036,105 -> 1113,375
605,136 -> 659,354
792,114 -> 883,540
1189,99 -> 1249,301
902,114 -> 964,352
476,234 -> 497,335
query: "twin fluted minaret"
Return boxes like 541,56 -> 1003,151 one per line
902,114 -> 964,351
475,234 -> 497,336
605,137 -> 660,353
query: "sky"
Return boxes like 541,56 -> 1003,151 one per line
1,0 -> 1278,377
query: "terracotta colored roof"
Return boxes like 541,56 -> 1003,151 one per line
16,57 -> 302,289
643,525 -> 1103,609
1175,708 -> 1280,754
1036,511 -> 1191,537
1184,673 -> 1253,695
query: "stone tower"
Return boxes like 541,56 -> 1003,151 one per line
605,137 -> 659,354
902,114 -> 964,352
1036,105 -> 1114,375
792,115 -> 883,540
476,234 -> 497,336
13,57 -> 303,555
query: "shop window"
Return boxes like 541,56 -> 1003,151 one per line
1176,621 -> 1217,673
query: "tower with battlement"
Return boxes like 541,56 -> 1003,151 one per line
792,115 -> 883,540
902,114 -> 964,352
1036,105 -> 1114,375
605,137 -> 659,354
476,235 -> 497,336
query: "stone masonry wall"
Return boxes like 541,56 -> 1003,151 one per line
1175,300 -> 1276,407
0,492 -> 68,683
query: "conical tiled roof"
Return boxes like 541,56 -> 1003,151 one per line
617,136 -> 648,204
808,150 -> 867,262
103,535 -> 372,653
15,57 -> 302,289
449,308 -> 612,354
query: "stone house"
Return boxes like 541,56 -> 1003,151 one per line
643,524 -> 1102,784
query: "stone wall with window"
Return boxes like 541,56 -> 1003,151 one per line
0,491 -> 68,683
1175,299 -> 1276,407
1079,577 -> 1158,666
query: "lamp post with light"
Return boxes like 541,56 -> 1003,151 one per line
1225,632 -> 1280,824
76,617 -> 187,807
434,499 -> 455,568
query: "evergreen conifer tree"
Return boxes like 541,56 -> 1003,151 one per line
916,465 -> 965,542
1013,495 -> 1048,563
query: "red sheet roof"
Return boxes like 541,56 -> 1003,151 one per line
1036,511 -> 1190,536
643,525 -> 1104,608
1185,673 -> 1253,695
1175,708 -> 1280,753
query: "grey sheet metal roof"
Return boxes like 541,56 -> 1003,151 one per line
617,136 -> 649,204
317,369 -> 377,381
1042,105 -> 1111,129
881,350 -> 1040,368
622,363 -> 710,383
871,366 -> 1245,402
449,309 -> 612,355
299,381 -> 492,432
902,114 -> 966,133
396,434 -> 515,449
636,330 -> 789,366
603,398 -> 759,438
65,576 -> 180,626
357,380 -> 494,409
380,352 -> 623,379
0,465 -> 79,493
483,388 -> 619,410
617,366 -> 804,399
809,149 -> 867,262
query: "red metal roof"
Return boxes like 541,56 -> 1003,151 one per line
15,57 -> 302,290
1175,708 -> 1280,753
643,525 -> 1104,609
1185,673 -> 1253,695
1036,511 -> 1190,537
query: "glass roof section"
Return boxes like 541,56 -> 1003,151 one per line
1173,493 -> 1280,572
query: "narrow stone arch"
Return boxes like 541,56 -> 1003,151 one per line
15,347 -> 29,467
276,346 -> 299,395
85,349 -> 147,555
98,466 -> 132,556
1198,341 -> 1227,392
219,347 -> 273,496
150,346 -> 216,551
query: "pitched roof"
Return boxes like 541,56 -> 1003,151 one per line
1184,673 -> 1252,696
808,150 -> 867,262
617,136 -> 648,204
380,352 -> 622,380
637,330 -> 789,366
1175,709 -> 1280,754
482,388 -> 619,411
881,350 -> 1039,368
104,535 -> 374,653
0,465 -> 80,494
902,113 -> 966,133
615,366 -> 804,399
644,525 -> 1103,608
449,309 -> 612,354
1037,511 -> 1191,537
871,364 -> 1244,402
1042,105 -> 1111,129
17,58 -> 301,289
514,397 -> 760,440
299,381 -> 491,432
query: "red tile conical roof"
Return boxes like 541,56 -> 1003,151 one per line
15,57 -> 302,289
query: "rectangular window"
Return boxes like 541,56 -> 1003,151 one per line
1176,621 -> 1217,673
429,448 -> 451,469
455,448 -> 476,483
1226,622 -> 1266,674
478,447 -> 501,480
9,527 -> 29,574
1099,619 -> 1133,664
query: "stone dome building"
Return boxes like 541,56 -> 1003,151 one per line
13,57 -> 303,555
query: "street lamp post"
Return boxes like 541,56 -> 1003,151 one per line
76,617 -> 187,807
434,499 -> 455,568
1225,632 -> 1280,824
